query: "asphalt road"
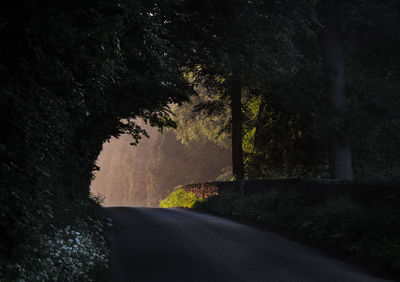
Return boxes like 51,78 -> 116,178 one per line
107,207 -> 391,282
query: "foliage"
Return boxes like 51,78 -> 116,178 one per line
172,91 -> 231,149
159,188 -> 201,208
345,43 -> 400,179
0,0 -> 192,279
241,91 -> 327,178
172,82 -> 328,178
2,0 -> 400,278
170,0 -> 400,180
1,196 -> 109,281
194,190 -> 400,273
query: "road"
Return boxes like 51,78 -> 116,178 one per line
107,207 -> 391,282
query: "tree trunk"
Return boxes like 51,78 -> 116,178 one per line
230,77 -> 244,180
254,99 -> 266,152
320,26 -> 354,180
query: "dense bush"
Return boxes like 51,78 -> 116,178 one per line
0,0 -> 191,279
159,188 -> 202,208
1,196 -> 110,281
193,190 -> 400,273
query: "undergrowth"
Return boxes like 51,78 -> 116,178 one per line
1,194 -> 109,282
159,187 -> 202,208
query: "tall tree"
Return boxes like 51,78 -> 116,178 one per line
230,76 -> 244,179
315,0 -> 400,179
270,0 -> 400,179
170,0 -> 280,180
320,23 -> 354,180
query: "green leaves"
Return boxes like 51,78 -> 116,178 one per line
0,0 -> 194,278
159,188 -> 201,208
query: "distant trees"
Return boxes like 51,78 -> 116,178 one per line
145,129 -> 231,206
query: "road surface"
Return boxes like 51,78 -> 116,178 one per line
107,207 -> 391,282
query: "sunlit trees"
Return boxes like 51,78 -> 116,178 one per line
171,0 -> 400,180
169,0 -> 290,179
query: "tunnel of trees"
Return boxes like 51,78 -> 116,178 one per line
1,0 -> 400,280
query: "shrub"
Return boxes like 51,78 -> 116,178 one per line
1,197 -> 109,281
159,188 -> 201,208
5,222 -> 108,281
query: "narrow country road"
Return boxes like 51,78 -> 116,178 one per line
107,207 -> 391,282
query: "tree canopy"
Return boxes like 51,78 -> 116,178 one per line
1,0 -> 400,279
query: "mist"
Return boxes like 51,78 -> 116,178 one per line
91,122 -> 231,207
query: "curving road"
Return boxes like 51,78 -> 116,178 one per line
107,207 -> 391,282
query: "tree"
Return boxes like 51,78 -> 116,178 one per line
0,0 -> 194,274
170,0 -> 286,180
263,0 -> 400,179
315,0 -> 400,179
230,77 -> 245,179
319,23 -> 354,180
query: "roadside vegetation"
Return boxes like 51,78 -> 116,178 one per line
2,196 -> 109,281
160,188 -> 400,274
1,1 -> 190,280
159,187 -> 202,208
